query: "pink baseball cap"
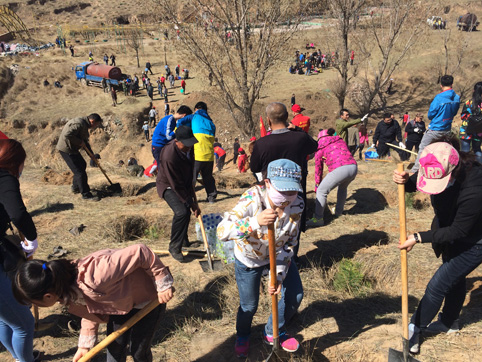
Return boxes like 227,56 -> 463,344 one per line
416,142 -> 459,194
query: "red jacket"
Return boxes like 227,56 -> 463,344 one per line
181,80 -> 186,88
291,114 -> 310,133
214,146 -> 226,157
238,154 -> 248,172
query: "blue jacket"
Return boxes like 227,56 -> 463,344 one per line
177,109 -> 216,162
427,89 -> 460,131
152,115 -> 176,148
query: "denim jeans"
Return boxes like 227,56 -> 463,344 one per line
0,265 -> 35,362
163,189 -> 191,254
411,129 -> 451,173
235,258 -> 303,337
314,164 -> 357,219
411,243 -> 482,329
460,138 -> 482,164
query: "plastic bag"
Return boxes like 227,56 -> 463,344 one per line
195,213 -> 234,264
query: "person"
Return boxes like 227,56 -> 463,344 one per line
157,126 -> 201,262
372,112 -> 404,158
0,139 -> 40,362
181,79 -> 186,94
146,61 -> 153,75
69,45 -> 74,57
56,113 -> 103,201
357,124 -> 369,160
43,79 -> 49,87
393,139 -> 482,354
177,102 -> 217,203
290,104 -> 310,133
411,75 -> 460,172
350,50 -> 354,65
175,64 -> 180,78
110,54 -> 116,66
164,102 -> 170,116
403,113 -> 426,159
347,125 -> 360,156
111,86 -> 117,107
335,109 -> 368,144
237,148 -> 248,173
151,105 -> 193,164
250,102 -> 318,257
103,54 -> 108,65
217,159 -> 305,358
459,81 -> 482,164
101,78 -> 108,93
88,153 -> 101,167
148,106 -> 157,127
147,83 -> 154,101
290,94 -> 296,107
13,244 -> 174,362
403,111 -> 410,124
142,121 -> 150,141
144,160 -> 157,178
169,74 -> 175,88
233,138 -> 240,165
214,144 -> 226,172
308,128 -> 357,227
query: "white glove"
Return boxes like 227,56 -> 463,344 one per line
414,127 -> 419,133
370,144 -> 375,148
361,113 -> 369,121
21,238 -> 38,258
399,142 -> 406,149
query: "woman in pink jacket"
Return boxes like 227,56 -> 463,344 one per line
13,243 -> 174,362
307,128 -> 358,227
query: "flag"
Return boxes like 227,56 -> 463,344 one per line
259,116 -> 267,137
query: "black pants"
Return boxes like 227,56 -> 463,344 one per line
216,155 -> 226,171
233,153 -> 238,165
59,151 -> 90,195
194,161 -> 217,201
163,189 -> 191,254
144,130 -> 149,141
402,139 -> 420,161
376,142 -> 391,158
348,145 -> 357,156
106,303 -> 165,362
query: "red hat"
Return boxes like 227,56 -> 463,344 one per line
250,136 -> 256,142
291,104 -> 301,113
238,147 -> 244,152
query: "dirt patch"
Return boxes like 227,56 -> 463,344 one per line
103,215 -> 149,242
41,169 -> 73,185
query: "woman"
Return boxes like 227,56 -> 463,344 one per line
404,113 -> 426,154
393,139 -> 482,354
308,128 -> 357,227
217,159 -> 304,358
13,243 -> 174,362
0,139 -> 39,362
459,81 -> 482,164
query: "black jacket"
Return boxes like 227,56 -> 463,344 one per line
0,169 -> 37,240
405,121 -> 426,143
406,162 -> 482,256
373,120 -> 402,145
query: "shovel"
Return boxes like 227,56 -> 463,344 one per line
265,223 -> 281,361
78,299 -> 160,362
82,145 -> 122,194
388,163 -> 420,362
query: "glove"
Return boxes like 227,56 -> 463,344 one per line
361,113 -> 369,121
21,238 -> 38,258
414,127 -> 419,133
399,142 -> 406,149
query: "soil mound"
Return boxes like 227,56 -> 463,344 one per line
41,169 -> 73,185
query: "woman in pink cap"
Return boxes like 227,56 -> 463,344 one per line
393,136 -> 482,354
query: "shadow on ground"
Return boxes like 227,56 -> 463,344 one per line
30,202 -> 74,217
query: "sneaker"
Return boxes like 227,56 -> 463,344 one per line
234,336 -> 249,358
306,217 -> 324,228
82,192 -> 100,201
426,313 -> 459,335
408,323 -> 420,354
263,331 -> 299,353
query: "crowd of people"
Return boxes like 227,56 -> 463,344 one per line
2,73 -> 482,362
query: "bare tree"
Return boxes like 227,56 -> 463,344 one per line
153,0 -> 303,136
352,0 -> 430,114
126,27 -> 143,68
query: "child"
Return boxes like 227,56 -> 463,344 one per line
13,244 -> 174,362
144,160 -> 158,178
217,159 -> 304,358
214,144 -> 226,172
237,147 -> 248,173
142,121 -> 150,141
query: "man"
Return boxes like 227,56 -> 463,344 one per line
110,54 -> 116,66
233,138 -> 240,165
372,112 -> 403,158
411,75 -> 460,172
148,106 -> 157,127
177,102 -> 217,203
147,83 -> 154,101
335,109 -> 368,144
146,61 -> 153,75
250,102 -> 318,258
290,104 -> 310,133
157,126 -> 201,263
151,105 -> 193,164
56,113 -> 103,201
290,93 -> 296,107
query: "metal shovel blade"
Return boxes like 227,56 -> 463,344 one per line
107,182 -> 122,194
388,338 -> 421,362
199,259 -> 224,272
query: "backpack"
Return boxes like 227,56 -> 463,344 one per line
466,106 -> 482,134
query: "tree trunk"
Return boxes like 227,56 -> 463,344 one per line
136,50 -> 140,68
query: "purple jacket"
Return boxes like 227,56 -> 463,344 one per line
315,135 -> 357,185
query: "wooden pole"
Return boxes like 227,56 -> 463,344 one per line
267,223 -> 279,350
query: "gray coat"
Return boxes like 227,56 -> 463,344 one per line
56,117 -> 91,154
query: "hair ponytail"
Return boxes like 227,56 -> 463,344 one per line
13,259 -> 78,305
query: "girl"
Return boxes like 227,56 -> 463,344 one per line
13,243 -> 174,362
237,148 -> 248,173
217,159 -> 304,358
357,124 -> 369,160
0,139 -> 39,362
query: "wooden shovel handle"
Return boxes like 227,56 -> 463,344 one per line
78,299 -> 160,362
82,145 -> 113,185
397,163 -> 409,340
267,223 -> 279,349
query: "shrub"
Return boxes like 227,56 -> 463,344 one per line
333,258 -> 371,296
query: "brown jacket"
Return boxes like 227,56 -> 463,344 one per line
56,117 -> 92,154
66,244 -> 173,348
156,140 -> 195,205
